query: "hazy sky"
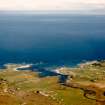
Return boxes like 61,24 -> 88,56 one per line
0,0 -> 105,13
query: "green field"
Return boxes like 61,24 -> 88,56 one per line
1,61 -> 105,105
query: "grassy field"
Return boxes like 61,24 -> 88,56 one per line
1,61 -> 105,105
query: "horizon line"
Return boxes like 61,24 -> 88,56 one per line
0,10 -> 105,15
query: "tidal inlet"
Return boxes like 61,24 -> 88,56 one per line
0,0 -> 105,105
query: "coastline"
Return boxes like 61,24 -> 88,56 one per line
0,60 -> 105,105
0,59 -> 102,72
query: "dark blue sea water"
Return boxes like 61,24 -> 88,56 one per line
0,13 -> 105,68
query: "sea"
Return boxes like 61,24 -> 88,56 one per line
0,12 -> 105,69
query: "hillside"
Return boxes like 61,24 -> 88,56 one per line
1,61 -> 105,105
